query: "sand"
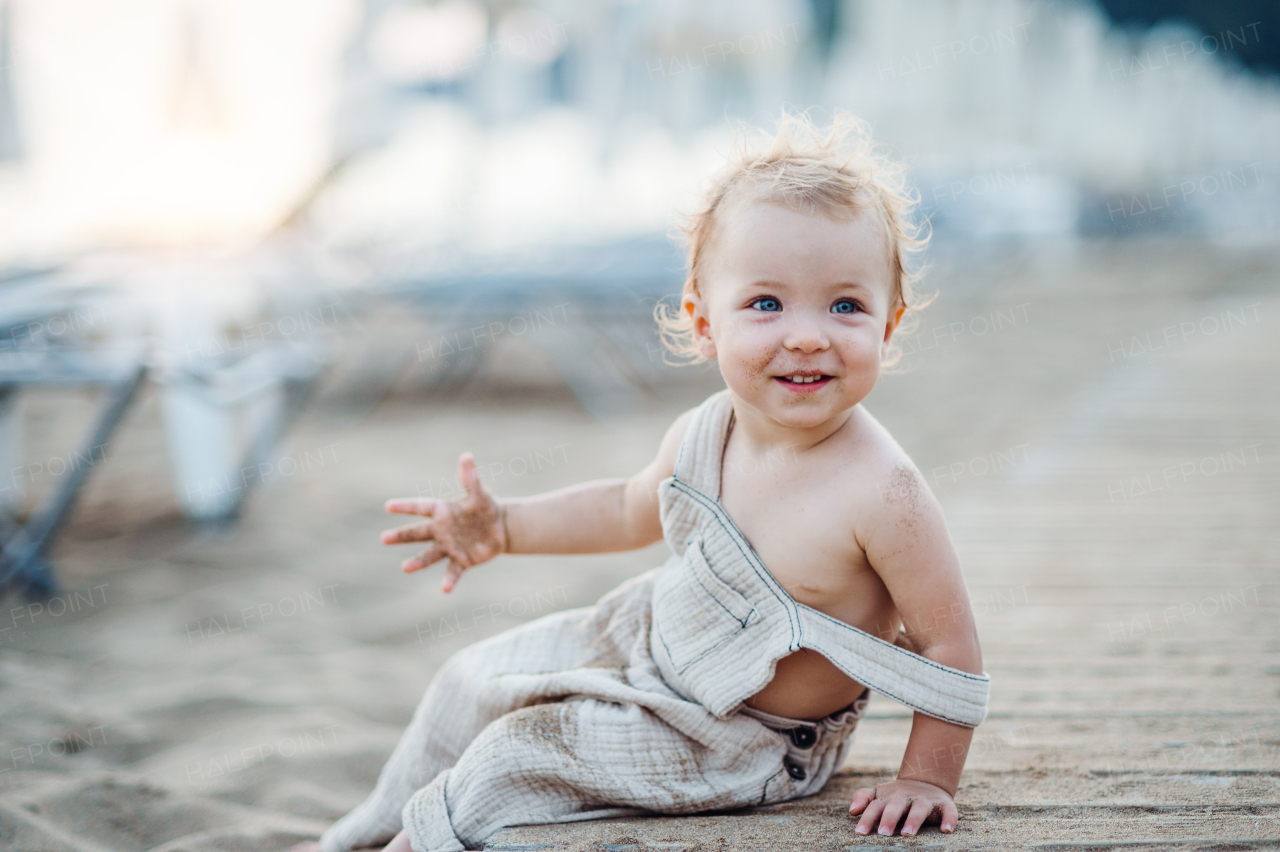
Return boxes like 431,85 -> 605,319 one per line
1,238 -> 1277,851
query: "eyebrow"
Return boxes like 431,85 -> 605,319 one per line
744,279 -> 877,295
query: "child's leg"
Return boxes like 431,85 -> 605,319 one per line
319,608 -> 596,852
399,696 -> 793,852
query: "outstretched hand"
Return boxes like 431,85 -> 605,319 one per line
849,778 -> 957,837
381,453 -> 507,593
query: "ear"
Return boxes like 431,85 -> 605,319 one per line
881,304 -> 905,354
684,291 -> 717,360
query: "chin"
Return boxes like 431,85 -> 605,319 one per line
730,385 -> 848,426
772,396 -> 850,422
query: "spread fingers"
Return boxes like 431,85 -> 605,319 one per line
441,559 -> 465,593
382,521 -> 435,545
402,544 -> 447,573
384,498 -> 438,516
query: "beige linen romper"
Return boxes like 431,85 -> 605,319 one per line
319,390 -> 990,852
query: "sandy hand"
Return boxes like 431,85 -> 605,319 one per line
849,778 -> 958,837
381,453 -> 507,593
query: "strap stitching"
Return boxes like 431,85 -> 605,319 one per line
674,479 -> 989,685
687,534 -> 756,627
666,391 -> 987,725
670,479 -> 800,647
800,607 -> 990,683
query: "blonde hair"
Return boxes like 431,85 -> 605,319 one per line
654,110 -> 930,367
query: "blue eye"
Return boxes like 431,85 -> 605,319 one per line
751,297 -> 782,312
831,299 -> 861,314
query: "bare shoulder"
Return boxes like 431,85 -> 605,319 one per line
841,411 -> 973,659
635,405 -> 698,487
841,408 -> 942,544
657,406 -> 699,472
621,405 -> 700,545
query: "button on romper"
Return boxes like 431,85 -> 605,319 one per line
319,389 -> 990,852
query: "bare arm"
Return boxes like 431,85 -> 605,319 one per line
504,407 -> 694,552
381,409 -> 695,590
849,463 -> 983,837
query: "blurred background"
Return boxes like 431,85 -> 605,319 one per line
2,0 -> 1277,532
0,1 -> 1276,850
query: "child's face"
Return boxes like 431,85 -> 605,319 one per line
685,200 -> 903,429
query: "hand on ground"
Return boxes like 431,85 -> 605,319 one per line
848,778 -> 958,836
381,453 -> 506,592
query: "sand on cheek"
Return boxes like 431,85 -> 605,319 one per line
710,323 -> 778,391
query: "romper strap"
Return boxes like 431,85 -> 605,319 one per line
671,389 -> 734,499
798,607 -> 989,728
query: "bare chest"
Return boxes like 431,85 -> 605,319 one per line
718,448 -> 895,633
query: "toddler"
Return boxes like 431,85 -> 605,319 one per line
308,112 -> 988,852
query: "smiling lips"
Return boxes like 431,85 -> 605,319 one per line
775,371 -> 833,391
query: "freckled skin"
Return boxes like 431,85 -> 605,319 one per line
884,465 -> 925,540
885,465 -> 923,505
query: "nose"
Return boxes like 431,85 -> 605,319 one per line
782,308 -> 830,354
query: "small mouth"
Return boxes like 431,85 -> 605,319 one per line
775,373 -> 833,391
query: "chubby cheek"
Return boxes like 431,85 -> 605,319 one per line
837,332 -> 885,392
713,319 -> 776,388
850,328 -> 885,365
845,357 -> 880,398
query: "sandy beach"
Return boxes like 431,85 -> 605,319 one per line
2,237 -> 1277,851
